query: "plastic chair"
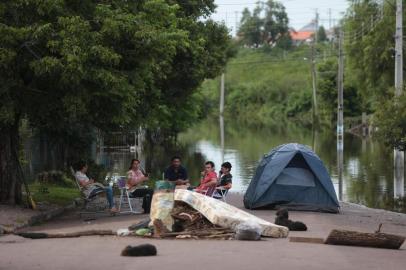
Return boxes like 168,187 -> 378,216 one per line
212,187 -> 230,202
117,177 -> 142,214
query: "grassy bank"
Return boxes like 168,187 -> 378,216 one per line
202,46 -> 318,126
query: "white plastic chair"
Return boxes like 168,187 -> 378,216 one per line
212,187 -> 229,202
117,177 -> 143,214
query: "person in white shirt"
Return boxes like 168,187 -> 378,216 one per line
75,161 -> 117,213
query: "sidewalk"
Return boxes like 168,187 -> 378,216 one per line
1,193 -> 405,270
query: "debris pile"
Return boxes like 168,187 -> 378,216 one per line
156,201 -> 234,240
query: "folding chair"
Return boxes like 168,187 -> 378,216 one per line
117,177 -> 143,214
212,187 -> 230,202
198,185 -> 217,197
69,167 -> 109,215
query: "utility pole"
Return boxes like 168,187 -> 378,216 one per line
337,30 -> 344,139
310,42 -> 318,121
329,8 -> 332,31
219,73 -> 225,115
235,11 -> 239,37
394,0 -> 404,198
310,10 -> 319,122
337,29 -> 345,201
315,9 -> 319,43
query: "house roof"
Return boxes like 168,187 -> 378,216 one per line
290,31 -> 314,41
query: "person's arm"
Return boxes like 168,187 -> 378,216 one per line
203,173 -> 217,188
127,171 -> 148,187
176,169 -> 189,185
219,175 -> 232,189
76,173 -> 93,188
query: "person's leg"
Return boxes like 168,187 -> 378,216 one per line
142,189 -> 154,214
131,188 -> 154,213
104,186 -> 115,209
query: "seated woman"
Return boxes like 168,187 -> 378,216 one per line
127,159 -> 154,214
75,161 -> 117,213
214,162 -> 233,198
195,161 -> 218,196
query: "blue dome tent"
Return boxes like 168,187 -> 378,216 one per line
244,143 -> 339,213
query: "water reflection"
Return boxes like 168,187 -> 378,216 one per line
115,118 -> 405,213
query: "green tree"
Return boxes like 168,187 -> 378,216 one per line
263,0 -> 290,45
0,0 -> 230,204
317,25 -> 327,42
238,6 -> 264,47
374,93 -> 406,151
343,0 -> 402,111
237,1 -> 290,48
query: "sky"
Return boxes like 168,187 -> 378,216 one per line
210,0 -> 350,35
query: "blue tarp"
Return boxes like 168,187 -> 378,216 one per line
244,143 -> 339,213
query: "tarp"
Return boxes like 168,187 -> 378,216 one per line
174,189 -> 289,238
244,143 -> 339,213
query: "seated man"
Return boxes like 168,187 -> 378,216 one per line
164,156 -> 189,186
127,158 -> 154,214
195,161 -> 218,196
214,162 -> 233,198
75,161 -> 117,213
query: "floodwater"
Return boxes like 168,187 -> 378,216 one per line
94,117 -> 406,213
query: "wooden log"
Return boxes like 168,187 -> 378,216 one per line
325,229 -> 405,249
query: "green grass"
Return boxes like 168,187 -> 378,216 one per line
29,183 -> 80,206
201,45 -> 332,126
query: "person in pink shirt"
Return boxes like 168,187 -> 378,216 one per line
126,159 -> 154,213
195,161 -> 218,196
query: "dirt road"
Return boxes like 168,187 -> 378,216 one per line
1,194 -> 405,270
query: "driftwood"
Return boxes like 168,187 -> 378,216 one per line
18,230 -> 115,239
325,229 -> 405,249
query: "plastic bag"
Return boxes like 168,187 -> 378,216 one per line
117,228 -> 130,237
234,221 -> 262,241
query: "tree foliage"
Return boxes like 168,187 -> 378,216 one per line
374,93 -> 406,151
237,0 -> 290,49
0,0 -> 231,204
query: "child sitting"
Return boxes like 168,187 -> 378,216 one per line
213,162 -> 232,198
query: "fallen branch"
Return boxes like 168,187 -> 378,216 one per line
18,230 -> 115,239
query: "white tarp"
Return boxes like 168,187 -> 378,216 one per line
174,189 -> 289,238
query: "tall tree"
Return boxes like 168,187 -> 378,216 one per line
0,0 -> 230,204
317,26 -> 327,42
263,0 -> 289,44
237,1 -> 290,48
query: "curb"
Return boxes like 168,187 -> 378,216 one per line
1,200 -> 79,234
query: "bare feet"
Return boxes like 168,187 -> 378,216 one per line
110,207 -> 118,214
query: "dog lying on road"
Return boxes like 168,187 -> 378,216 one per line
274,209 -> 307,231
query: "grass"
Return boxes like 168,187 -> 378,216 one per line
29,183 -> 80,206
201,45 -> 320,125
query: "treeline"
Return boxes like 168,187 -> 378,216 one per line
0,0 -> 231,204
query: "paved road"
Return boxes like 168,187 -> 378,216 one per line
1,194 -> 406,270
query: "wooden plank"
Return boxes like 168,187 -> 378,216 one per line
289,237 -> 325,244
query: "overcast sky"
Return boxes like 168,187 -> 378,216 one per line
210,0 -> 350,35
